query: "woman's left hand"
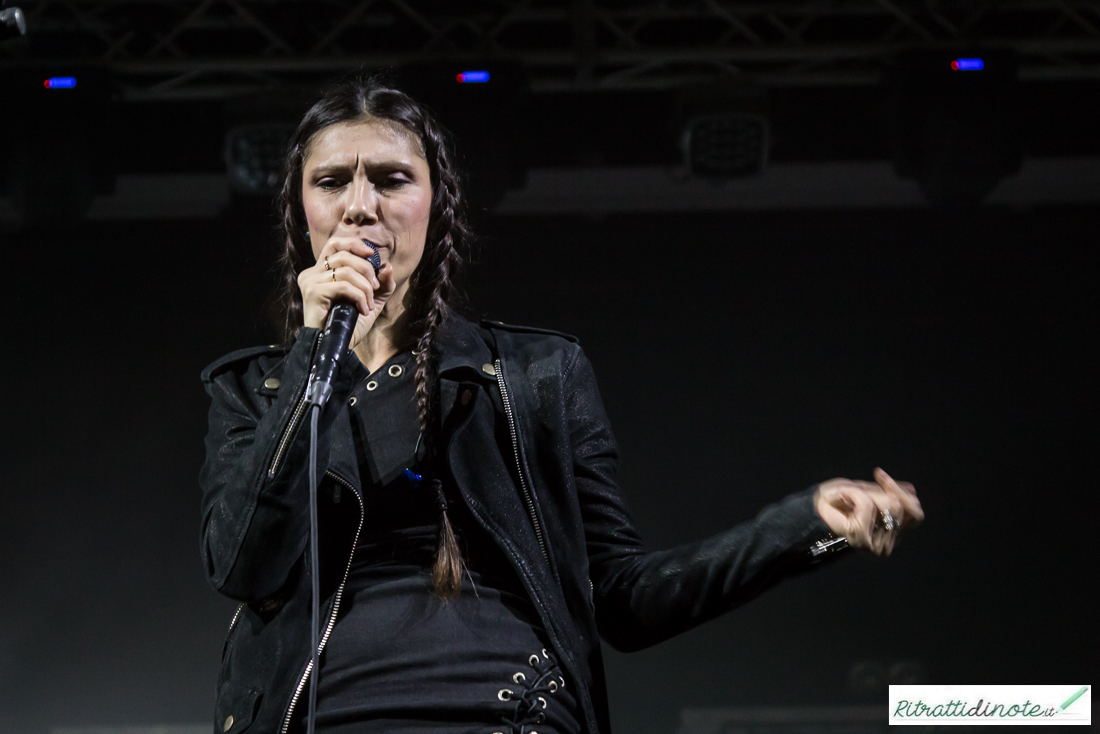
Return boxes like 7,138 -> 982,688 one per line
813,468 -> 924,556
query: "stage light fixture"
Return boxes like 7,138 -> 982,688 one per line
677,79 -> 769,179
456,71 -> 490,84
224,123 -> 295,195
682,114 -> 769,178
0,4 -> 25,40
44,76 -> 77,89
951,58 -> 984,71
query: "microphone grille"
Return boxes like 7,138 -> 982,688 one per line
362,239 -> 382,273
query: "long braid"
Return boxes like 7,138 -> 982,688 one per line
410,102 -> 470,599
413,234 -> 465,599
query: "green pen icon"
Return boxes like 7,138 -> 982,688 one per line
1059,686 -> 1088,711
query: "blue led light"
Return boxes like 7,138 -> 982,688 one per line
951,58 -> 984,71
44,77 -> 77,89
456,70 -> 490,83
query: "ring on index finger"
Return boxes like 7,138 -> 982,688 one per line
331,267 -> 337,282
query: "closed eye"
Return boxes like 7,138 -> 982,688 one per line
374,172 -> 411,189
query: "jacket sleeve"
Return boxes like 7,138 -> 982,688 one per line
565,345 -> 838,652
198,327 -> 360,603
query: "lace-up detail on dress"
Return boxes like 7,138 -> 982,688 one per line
493,648 -> 568,734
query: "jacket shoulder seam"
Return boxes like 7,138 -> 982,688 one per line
561,341 -> 584,383
201,344 -> 287,384
479,319 -> 580,344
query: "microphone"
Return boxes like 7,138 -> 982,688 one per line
308,241 -> 382,408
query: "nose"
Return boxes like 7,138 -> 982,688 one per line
344,174 -> 378,225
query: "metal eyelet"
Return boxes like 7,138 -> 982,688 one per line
536,713 -> 546,723
366,380 -> 378,391
559,676 -> 566,688
348,396 -> 357,406
538,696 -> 547,709
541,648 -> 549,659
512,672 -> 526,683
497,689 -> 513,701
388,364 -> 403,377
529,654 -> 540,666
548,680 -> 558,692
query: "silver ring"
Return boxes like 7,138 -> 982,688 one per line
877,508 -> 896,533
324,256 -> 331,271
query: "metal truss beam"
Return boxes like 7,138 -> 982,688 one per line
3,0 -> 1100,99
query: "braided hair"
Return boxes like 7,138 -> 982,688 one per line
275,72 -> 474,599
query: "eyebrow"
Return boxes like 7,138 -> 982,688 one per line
308,159 -> 418,175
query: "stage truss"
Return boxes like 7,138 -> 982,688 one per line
2,0 -> 1100,98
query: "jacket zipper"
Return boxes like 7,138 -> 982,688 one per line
227,603 -> 243,636
488,359 -> 592,731
222,603 -> 244,660
268,334 -> 324,479
494,358 -> 550,566
279,470 -> 364,734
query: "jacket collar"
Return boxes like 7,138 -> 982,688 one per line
435,311 -> 494,378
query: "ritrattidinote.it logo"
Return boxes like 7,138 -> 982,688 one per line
889,685 -> 1090,726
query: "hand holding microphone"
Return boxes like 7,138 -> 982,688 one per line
297,237 -> 395,407
299,237 -> 393,332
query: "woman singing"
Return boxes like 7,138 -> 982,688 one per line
199,74 -> 923,734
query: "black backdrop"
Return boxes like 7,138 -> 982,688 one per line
1,204 -> 1095,733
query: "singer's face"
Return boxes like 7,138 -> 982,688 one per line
301,118 -> 433,304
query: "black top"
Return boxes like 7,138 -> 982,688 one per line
303,350 -> 582,734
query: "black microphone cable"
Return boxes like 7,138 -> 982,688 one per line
307,400 -> 322,734
305,242 -> 381,734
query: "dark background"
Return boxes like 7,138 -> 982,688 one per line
1,202 -> 1095,732
2,2 -> 1099,731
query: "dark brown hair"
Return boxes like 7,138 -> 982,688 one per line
275,72 -> 473,598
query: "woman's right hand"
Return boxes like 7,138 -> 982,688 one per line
298,236 -> 397,349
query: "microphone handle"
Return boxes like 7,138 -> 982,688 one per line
308,246 -> 381,407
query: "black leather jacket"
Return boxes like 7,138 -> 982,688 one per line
199,314 -> 840,734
